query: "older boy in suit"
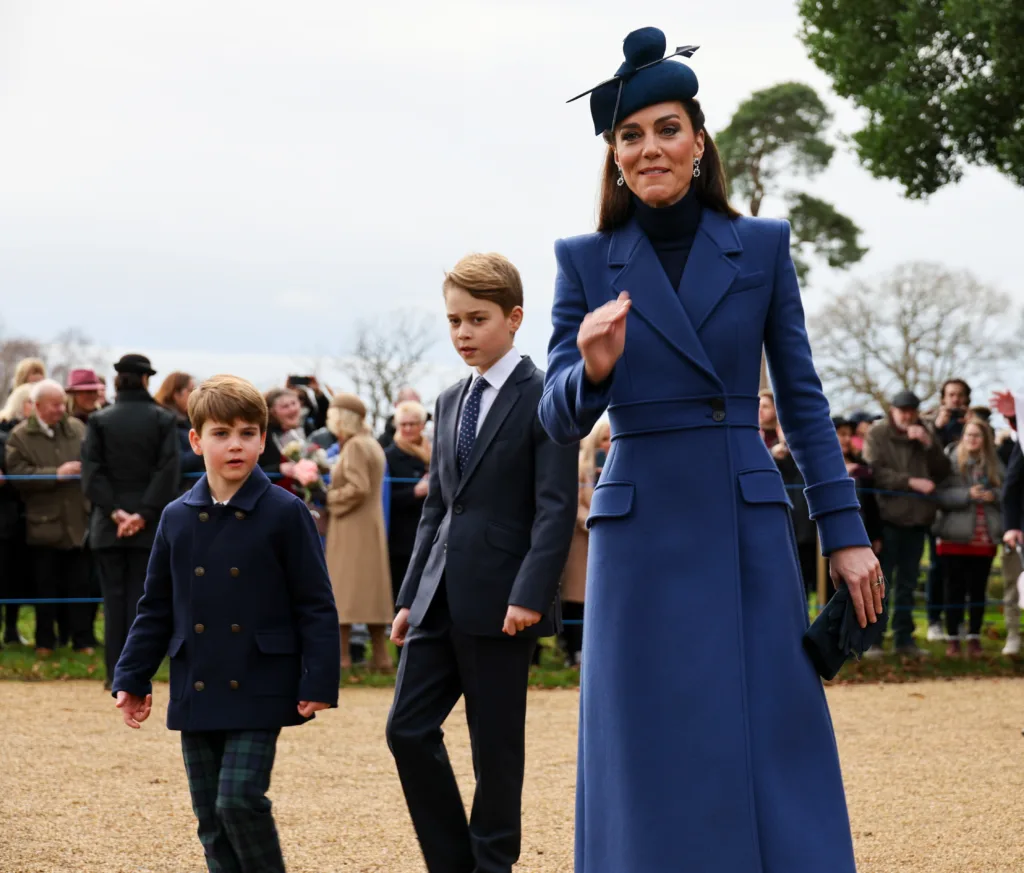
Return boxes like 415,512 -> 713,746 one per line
112,375 -> 340,873
386,253 -> 578,873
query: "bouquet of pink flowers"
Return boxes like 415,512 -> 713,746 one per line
279,440 -> 330,505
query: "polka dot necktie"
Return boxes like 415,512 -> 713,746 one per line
457,376 -> 489,476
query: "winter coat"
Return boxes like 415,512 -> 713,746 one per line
863,418 -> 951,529
5,415 -> 88,549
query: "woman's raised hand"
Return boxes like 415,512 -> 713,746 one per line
577,291 -> 631,384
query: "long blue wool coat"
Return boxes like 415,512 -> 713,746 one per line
113,466 -> 341,732
539,210 -> 870,873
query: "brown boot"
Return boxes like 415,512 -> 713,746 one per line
945,640 -> 961,657
966,637 -> 983,659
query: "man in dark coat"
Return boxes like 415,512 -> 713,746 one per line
82,354 -> 179,685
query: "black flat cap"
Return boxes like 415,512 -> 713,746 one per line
890,390 -> 920,410
113,353 -> 156,376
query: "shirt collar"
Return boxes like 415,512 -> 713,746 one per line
183,465 -> 273,511
478,346 -> 522,392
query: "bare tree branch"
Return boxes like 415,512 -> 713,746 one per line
338,311 -> 436,433
46,328 -> 108,387
809,262 -> 1016,412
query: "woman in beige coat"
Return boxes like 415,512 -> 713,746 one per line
324,394 -> 393,670
559,419 -> 610,667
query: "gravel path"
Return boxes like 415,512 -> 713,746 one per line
2,680 -> 1022,872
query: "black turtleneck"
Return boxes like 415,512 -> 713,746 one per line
633,186 -> 703,291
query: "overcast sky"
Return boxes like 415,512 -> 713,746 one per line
1,0 -> 1021,395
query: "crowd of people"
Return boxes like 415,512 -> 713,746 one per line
760,378 -> 1023,658
1,351 -> 1022,676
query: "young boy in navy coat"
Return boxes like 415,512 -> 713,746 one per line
386,253 -> 579,873
112,375 -> 341,873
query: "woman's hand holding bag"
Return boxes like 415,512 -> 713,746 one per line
829,545 -> 885,629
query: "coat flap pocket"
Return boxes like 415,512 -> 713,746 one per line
167,636 -> 185,657
485,522 -> 531,557
255,631 -> 300,654
586,481 -> 635,529
27,512 -> 58,524
737,469 -> 792,507
727,271 -> 767,295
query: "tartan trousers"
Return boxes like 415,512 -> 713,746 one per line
181,729 -> 285,873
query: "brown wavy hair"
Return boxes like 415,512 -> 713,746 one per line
154,371 -> 193,411
598,98 -> 739,232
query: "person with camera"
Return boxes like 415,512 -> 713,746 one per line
931,379 -> 971,448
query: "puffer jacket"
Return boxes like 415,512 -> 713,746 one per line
933,445 -> 1004,543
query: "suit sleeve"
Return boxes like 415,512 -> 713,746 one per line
763,221 -> 869,555
139,416 -> 181,525
1003,443 -> 1024,532
508,411 -> 579,613
395,401 -> 446,610
111,518 -> 174,698
538,239 -> 615,446
285,498 -> 341,706
326,439 -> 373,516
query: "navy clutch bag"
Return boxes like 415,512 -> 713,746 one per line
802,586 -> 888,680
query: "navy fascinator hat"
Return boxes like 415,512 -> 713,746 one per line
568,27 -> 700,136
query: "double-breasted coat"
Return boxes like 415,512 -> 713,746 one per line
112,466 -> 341,732
325,432 -> 393,624
539,210 -> 870,873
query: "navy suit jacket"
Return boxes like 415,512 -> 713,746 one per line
395,356 -> 578,637
112,466 -> 341,732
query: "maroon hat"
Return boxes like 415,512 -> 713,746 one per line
66,368 -> 104,392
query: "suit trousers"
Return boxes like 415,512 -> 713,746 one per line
181,729 -> 284,873
386,589 -> 536,873
94,548 -> 150,680
31,546 -> 92,650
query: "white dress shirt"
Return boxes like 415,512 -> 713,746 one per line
458,347 -> 522,436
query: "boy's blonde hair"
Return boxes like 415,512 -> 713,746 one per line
443,252 -> 524,314
188,375 -> 269,434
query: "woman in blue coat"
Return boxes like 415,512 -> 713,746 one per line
540,28 -> 885,873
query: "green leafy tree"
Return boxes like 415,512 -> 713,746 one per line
717,82 -> 866,284
798,0 -> 1024,197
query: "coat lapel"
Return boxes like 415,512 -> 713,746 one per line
609,219 -> 720,387
681,210 -> 743,332
454,358 -> 532,498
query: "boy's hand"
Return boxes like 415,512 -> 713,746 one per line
115,691 -> 152,729
503,605 -> 542,636
297,701 -> 331,718
390,608 -> 411,647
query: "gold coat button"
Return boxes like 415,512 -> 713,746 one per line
194,567 -> 205,577
194,681 -> 205,691
229,567 -> 240,578
198,511 -> 209,522
194,623 -> 205,634
231,624 -> 241,633
229,680 -> 239,690
234,511 -> 245,520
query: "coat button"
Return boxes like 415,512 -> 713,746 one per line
229,680 -> 239,690
235,511 -> 245,520
194,623 -> 205,634
712,410 -> 726,423
194,567 -> 205,577
231,624 -> 241,633
453,504 -> 464,515
229,567 -> 240,577
198,511 -> 209,522
194,681 -> 205,691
